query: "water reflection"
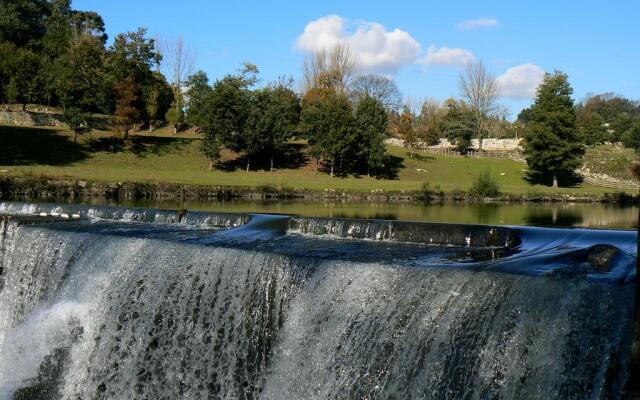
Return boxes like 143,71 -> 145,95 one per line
525,207 -> 584,227
34,197 -> 637,230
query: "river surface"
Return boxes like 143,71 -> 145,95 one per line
31,197 -> 640,230
0,201 -> 636,399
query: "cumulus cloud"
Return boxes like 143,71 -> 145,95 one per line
457,18 -> 499,30
296,15 -> 421,74
420,45 -> 475,66
498,63 -> 545,98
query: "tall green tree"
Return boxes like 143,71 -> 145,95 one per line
623,119 -> 640,153
54,35 -> 110,113
5,48 -> 40,110
144,71 -> 173,131
0,0 -> 50,48
300,91 -> 354,177
523,71 -> 584,188
577,111 -> 608,147
184,71 -> 212,130
440,99 -> 475,154
245,83 -> 300,171
354,95 -> 389,177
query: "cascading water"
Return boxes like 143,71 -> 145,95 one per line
0,201 -> 636,399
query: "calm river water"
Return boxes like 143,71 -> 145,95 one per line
56,198 -> 638,230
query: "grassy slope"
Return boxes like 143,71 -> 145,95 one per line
583,144 -> 638,181
0,124 -> 630,195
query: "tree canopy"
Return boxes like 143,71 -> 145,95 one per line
522,71 -> 584,187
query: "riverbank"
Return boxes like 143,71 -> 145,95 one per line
1,175 -> 636,204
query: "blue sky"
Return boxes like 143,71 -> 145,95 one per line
75,0 -> 639,116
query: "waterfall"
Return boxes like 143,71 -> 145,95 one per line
0,203 -> 636,399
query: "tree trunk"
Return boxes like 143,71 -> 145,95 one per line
74,132 -> 78,144
315,158 -> 319,174
552,175 -> 558,188
22,103 -> 26,112
330,159 -> 334,178
246,158 -> 250,172
209,160 -> 213,171
270,155 -> 274,172
149,122 -> 154,133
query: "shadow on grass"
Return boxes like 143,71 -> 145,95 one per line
0,125 -> 89,166
524,170 -> 584,188
215,143 -> 309,171
86,135 -> 192,157
412,153 -> 436,162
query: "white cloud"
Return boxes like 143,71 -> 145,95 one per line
420,45 -> 475,66
296,15 -> 421,74
498,63 -> 545,98
457,18 -> 499,31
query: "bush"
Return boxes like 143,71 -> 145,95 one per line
469,170 -> 501,198
418,182 -> 443,201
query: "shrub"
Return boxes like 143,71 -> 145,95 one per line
469,170 -> 501,198
418,182 -> 443,201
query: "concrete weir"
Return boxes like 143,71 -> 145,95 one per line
0,202 -> 637,399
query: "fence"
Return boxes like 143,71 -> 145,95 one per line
420,147 -> 526,163
417,146 -> 640,191
582,176 -> 640,191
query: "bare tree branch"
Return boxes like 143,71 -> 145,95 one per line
458,60 -> 501,150
302,43 -> 357,94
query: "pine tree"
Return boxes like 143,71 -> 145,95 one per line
523,71 -> 584,188
354,95 -> 389,177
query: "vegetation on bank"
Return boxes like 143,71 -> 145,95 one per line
0,124 -> 634,200
0,0 -> 638,194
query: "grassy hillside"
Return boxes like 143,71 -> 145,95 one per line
583,144 -> 638,181
0,124 -> 631,195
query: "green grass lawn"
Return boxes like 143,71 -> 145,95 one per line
0,124 -> 631,195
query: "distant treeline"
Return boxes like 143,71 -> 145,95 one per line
1,1 -> 639,184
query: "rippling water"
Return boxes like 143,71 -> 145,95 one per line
0,201 -> 636,399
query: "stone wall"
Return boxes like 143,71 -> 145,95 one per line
0,110 -> 111,130
386,137 -> 523,151
0,110 -> 66,127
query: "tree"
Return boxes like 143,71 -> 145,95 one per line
144,71 -> 173,131
165,102 -> 184,134
161,35 -> 196,129
300,91 -> 354,177
4,48 -> 40,110
416,98 -> 444,146
523,71 -> 584,188
245,82 -> 300,171
185,70 -> 212,131
354,95 -> 389,177
62,106 -> 91,143
398,105 -> 418,158
579,93 -> 640,142
577,111 -> 608,147
350,74 -> 402,112
303,43 -> 357,94
114,75 -> 142,139
0,0 -> 50,48
458,60 -> 501,151
440,99 -> 475,154
191,64 -> 257,170
54,35 -> 110,113
623,119 -> 640,152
